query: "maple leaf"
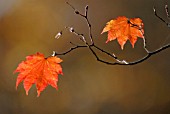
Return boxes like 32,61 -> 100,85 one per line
101,16 -> 144,49
14,52 -> 63,97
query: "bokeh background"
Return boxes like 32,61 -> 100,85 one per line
0,0 -> 170,114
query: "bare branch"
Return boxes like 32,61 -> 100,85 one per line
153,6 -> 168,25
66,2 -> 76,11
153,4 -> 170,27
54,45 -> 87,56
93,45 -> 117,59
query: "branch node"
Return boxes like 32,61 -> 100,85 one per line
122,60 -> 129,64
75,11 -> 80,14
69,27 -> 74,32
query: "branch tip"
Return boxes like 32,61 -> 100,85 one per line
85,5 -> 89,10
55,31 -> 62,39
52,51 -> 56,57
153,6 -> 156,13
66,1 -> 75,10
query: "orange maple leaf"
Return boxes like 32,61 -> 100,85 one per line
101,16 -> 144,49
14,52 -> 63,97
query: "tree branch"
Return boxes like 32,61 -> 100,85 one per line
54,2 -> 170,65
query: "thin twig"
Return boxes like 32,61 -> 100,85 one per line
153,5 -> 170,27
165,4 -> 170,19
66,2 -> 94,45
153,6 -> 168,25
54,45 -> 87,56
66,2 -> 75,10
142,37 -> 150,53
84,5 -> 94,45
93,45 -> 117,59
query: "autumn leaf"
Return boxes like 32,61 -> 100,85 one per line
14,52 -> 63,97
101,16 -> 144,49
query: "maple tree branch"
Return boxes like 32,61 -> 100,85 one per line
56,24 -> 129,64
55,26 -> 129,65
63,2 -> 128,64
54,2 -> 170,65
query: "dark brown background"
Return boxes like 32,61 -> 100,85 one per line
0,0 -> 170,114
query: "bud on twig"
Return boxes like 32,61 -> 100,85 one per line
55,31 -> 62,39
85,5 -> 88,10
75,11 -> 79,14
69,27 -> 74,32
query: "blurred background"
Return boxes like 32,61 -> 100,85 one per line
0,0 -> 170,114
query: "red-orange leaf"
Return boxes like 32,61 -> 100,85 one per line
14,52 -> 63,97
101,16 -> 144,49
